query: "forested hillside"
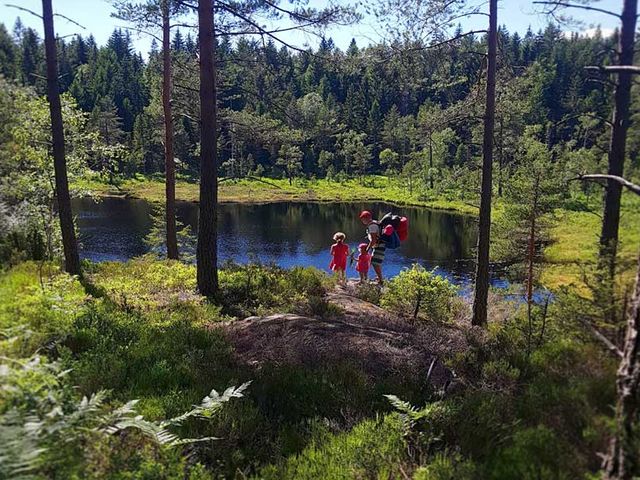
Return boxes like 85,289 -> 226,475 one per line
2,20 -> 635,185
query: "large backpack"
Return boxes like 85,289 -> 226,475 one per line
378,212 -> 409,249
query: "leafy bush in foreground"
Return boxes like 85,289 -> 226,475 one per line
381,265 -> 459,322
218,262 -> 329,317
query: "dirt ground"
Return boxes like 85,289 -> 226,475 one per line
222,281 -> 470,391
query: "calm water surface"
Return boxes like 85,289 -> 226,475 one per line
73,197 -> 507,288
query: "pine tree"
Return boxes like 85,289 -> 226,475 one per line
0,24 -> 17,79
197,0 -> 218,296
598,0 -> 638,279
18,27 -> 44,90
472,0 -> 498,327
42,0 -> 81,276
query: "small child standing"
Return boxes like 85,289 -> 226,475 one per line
355,242 -> 371,284
329,232 -> 349,285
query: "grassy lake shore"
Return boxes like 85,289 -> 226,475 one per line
79,175 -> 480,213
77,174 -> 640,290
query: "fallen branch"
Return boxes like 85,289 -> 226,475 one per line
579,317 -> 623,358
572,174 -> 640,196
586,65 -> 640,75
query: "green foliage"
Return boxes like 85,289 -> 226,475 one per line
488,426 -> 573,480
0,261 -> 248,479
218,262 -> 328,317
353,281 -> 382,304
0,354 -> 246,479
259,414 -> 407,480
0,78 -> 97,265
0,262 -> 87,355
492,127 -> 564,286
381,265 -> 459,322
336,130 -> 371,178
413,453 -> 477,480
276,144 -> 304,184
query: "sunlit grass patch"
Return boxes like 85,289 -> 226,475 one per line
82,174 -> 479,214
543,194 -> 640,288
87,257 -> 210,314
0,262 -> 88,355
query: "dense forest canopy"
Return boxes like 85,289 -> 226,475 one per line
1,18 -> 635,186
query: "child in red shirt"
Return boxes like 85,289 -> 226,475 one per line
355,242 -> 371,284
329,232 -> 349,285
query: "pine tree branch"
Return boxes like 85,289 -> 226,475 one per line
574,174 -> 640,196
555,112 -> 613,128
118,24 -> 163,42
532,1 -> 621,19
586,65 -> 640,75
54,13 -> 86,30
215,2 -> 311,54
5,3 -> 42,19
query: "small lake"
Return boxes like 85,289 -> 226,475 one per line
73,197 -> 507,288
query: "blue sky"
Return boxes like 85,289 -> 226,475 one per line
0,0 -> 620,56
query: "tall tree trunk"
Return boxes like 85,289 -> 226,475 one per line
526,173 -> 540,353
42,0 -> 81,276
603,252 -> 640,480
162,0 -> 178,260
428,132 -> 434,189
197,0 -> 218,296
497,118 -> 504,197
472,0 -> 497,326
599,0 -> 637,278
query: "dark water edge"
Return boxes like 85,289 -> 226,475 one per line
73,197 -> 510,290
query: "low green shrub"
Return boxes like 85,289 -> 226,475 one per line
258,414 -> 407,479
353,281 -> 381,304
381,265 -> 458,322
0,262 -> 87,356
487,425 -> 574,480
413,452 -> 477,480
67,301 -> 235,418
218,262 -> 328,317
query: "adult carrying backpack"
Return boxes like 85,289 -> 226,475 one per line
378,212 -> 409,249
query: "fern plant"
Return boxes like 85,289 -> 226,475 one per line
0,354 -> 250,478
384,394 -> 455,456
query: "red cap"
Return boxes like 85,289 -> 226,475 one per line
359,210 -> 371,219
358,243 -> 368,249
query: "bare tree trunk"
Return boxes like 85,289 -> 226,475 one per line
162,0 -> 178,260
603,252 -> 640,479
599,0 -> 637,278
472,0 -> 497,327
197,0 -> 218,295
428,131 -> 434,189
526,173 -> 540,353
498,118 -> 504,197
42,0 -> 81,276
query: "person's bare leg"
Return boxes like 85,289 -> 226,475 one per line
373,264 -> 383,285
